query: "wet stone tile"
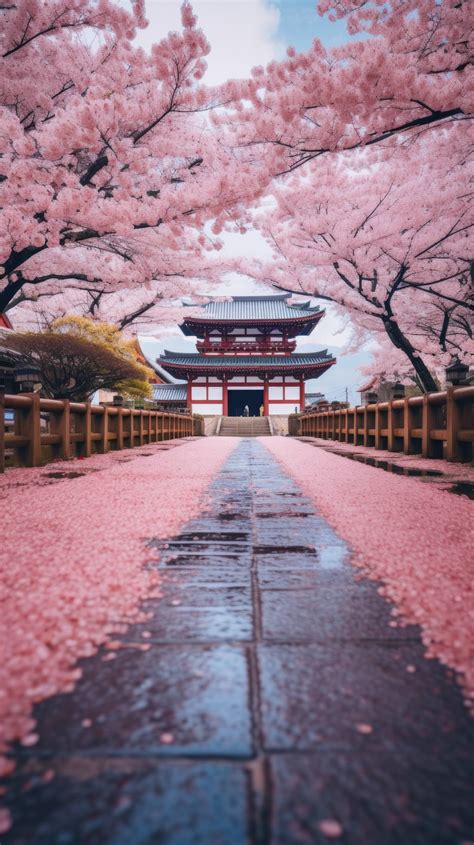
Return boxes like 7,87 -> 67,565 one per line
189,517 -> 251,533
147,540 -> 252,569
122,584 -> 253,642
316,537 -> 350,570
254,517 -> 318,548
158,569 -> 251,590
254,551 -> 318,571
30,644 -> 252,757
259,642 -> 474,753
5,757 -> 249,845
257,568 -> 320,590
269,750 -> 474,845
260,582 -> 420,642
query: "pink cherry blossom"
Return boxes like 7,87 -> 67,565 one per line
356,723 -> 373,735
318,819 -> 344,838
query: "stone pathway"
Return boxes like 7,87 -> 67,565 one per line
4,440 -> 474,844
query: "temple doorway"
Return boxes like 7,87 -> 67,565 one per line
228,389 -> 264,417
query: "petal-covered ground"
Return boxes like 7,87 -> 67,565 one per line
264,438 -> 474,704
0,438 -> 238,774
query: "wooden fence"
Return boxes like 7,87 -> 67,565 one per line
1,393 -> 203,472
299,386 -> 474,463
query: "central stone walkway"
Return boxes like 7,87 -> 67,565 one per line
5,440 -> 474,844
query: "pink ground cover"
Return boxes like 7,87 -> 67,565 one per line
264,438 -> 474,704
0,438 -> 238,775
301,437 -> 474,484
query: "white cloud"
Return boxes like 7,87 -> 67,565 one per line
136,0 -> 284,84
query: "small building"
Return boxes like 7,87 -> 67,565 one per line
151,383 -> 188,410
358,377 -> 379,406
0,312 -> 21,393
156,295 -> 336,416
305,391 -> 326,409
358,377 -> 407,405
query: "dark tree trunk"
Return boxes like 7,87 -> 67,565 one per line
382,315 -> 438,393
0,277 -> 25,312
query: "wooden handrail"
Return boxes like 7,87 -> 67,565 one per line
297,386 -> 474,463
1,394 -> 204,472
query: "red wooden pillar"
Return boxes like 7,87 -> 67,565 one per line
263,380 -> 269,416
186,379 -> 192,411
223,379 -> 228,416
299,379 -> 305,412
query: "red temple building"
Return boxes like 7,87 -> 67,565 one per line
154,295 -> 336,416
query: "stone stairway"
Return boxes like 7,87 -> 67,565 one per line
218,416 -> 272,437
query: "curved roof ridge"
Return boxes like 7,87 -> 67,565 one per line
229,294 -> 290,302
159,350 -> 334,364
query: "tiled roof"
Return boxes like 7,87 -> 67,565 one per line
305,392 -> 325,401
152,383 -> 187,402
186,295 -> 321,322
358,377 -> 378,393
159,351 -> 333,368
0,313 -> 13,329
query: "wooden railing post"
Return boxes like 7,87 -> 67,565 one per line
387,401 -> 395,451
403,398 -> 412,454
51,399 -> 71,460
446,387 -> 471,462
362,406 -> 368,447
422,394 -> 433,458
421,394 -> 445,459
125,410 -> 130,447
20,393 -> 41,467
116,407 -> 124,451
83,403 -> 92,457
99,406 -> 109,454
0,391 -> 5,473
349,408 -> 355,444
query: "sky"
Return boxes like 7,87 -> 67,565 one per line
136,1 -> 368,402
138,0 -> 353,85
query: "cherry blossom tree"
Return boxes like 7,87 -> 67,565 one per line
215,0 -> 471,181
208,0 -> 471,391
0,0 -> 270,322
244,141 -> 473,391
7,230 -> 224,332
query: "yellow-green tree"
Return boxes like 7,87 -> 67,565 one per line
5,317 -> 154,401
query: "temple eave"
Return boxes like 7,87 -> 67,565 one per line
179,311 -> 325,337
159,359 -> 336,380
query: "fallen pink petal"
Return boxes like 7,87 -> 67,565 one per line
318,819 -> 344,838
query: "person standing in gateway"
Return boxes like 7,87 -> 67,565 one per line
243,404 -> 250,417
